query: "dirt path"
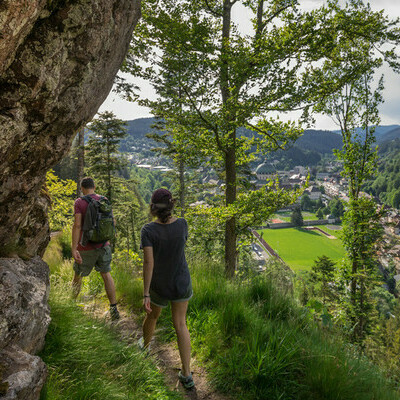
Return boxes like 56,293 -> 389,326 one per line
83,298 -> 231,400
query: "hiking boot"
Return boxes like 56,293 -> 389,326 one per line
178,371 -> 195,389
110,305 -> 120,321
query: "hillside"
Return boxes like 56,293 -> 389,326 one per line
296,129 -> 342,153
120,118 -> 400,169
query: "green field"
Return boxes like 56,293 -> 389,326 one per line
271,211 -> 319,222
257,225 -> 345,271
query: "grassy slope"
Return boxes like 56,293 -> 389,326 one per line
42,234 -> 399,400
149,260 -> 398,400
257,226 -> 345,271
40,239 -> 181,400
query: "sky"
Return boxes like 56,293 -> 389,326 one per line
99,0 -> 400,131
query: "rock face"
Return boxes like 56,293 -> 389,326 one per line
0,257 -> 50,399
0,1 -> 141,398
0,0 -> 141,258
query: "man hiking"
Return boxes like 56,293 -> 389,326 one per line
71,177 -> 120,321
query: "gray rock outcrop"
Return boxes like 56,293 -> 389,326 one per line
0,257 -> 50,399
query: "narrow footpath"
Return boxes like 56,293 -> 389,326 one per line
83,297 -> 231,400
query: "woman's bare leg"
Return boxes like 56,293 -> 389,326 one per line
171,301 -> 191,376
142,303 -> 162,348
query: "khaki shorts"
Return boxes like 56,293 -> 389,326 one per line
150,284 -> 193,308
73,245 -> 112,277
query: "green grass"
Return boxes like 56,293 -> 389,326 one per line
257,226 -> 345,271
270,212 -> 320,223
43,233 -> 399,400
140,259 -> 399,400
40,239 -> 181,400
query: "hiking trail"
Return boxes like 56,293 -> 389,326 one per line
82,297 -> 231,400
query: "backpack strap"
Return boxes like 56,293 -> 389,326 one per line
81,194 -> 96,204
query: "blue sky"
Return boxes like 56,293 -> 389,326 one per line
99,0 -> 400,130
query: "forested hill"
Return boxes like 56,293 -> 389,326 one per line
121,117 -> 400,157
122,118 -> 343,154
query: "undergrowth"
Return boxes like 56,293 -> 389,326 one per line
116,254 -> 399,400
43,233 -> 400,399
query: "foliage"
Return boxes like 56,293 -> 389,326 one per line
313,23 -> 398,341
121,0 -> 400,276
112,178 -> 147,254
45,170 -> 76,231
329,197 -> 345,218
186,180 -> 300,259
316,208 -> 324,219
364,142 -> 400,208
340,197 -> 385,342
310,255 -> 338,305
86,111 -> 127,203
291,206 -> 304,227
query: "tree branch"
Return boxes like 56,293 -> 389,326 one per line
203,0 -> 222,17
181,85 -> 226,153
245,121 -> 285,149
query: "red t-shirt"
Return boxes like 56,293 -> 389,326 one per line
74,194 -> 109,251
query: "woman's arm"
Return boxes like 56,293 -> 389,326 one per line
142,246 -> 154,314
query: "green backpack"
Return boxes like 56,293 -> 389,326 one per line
82,195 -> 114,244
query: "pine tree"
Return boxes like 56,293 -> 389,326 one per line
310,255 -> 337,305
86,111 -> 127,203
291,206 -> 303,227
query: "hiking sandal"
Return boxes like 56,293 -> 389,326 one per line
110,305 -> 120,321
178,371 -> 195,389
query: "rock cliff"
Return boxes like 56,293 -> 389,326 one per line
0,0 -> 141,398
0,0 -> 141,258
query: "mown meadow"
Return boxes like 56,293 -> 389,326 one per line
257,225 -> 346,271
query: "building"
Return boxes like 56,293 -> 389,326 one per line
304,185 -> 322,200
255,162 -> 276,181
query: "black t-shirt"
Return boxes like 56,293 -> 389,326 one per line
140,218 -> 191,300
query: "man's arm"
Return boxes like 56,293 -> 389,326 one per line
72,213 -> 83,264
142,246 -> 154,314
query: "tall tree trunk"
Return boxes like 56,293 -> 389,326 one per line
131,208 -> 138,252
179,158 -> 185,217
107,139 -> 112,202
76,128 -> 85,197
221,0 -> 236,277
225,137 -> 237,278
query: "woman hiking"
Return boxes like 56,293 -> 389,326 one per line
140,188 -> 194,389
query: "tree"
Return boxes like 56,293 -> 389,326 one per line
301,194 -> 313,212
316,208 -> 324,219
86,112 -> 127,203
123,0 -> 400,277
329,198 -> 345,218
291,206 -> 303,227
310,255 -> 336,305
315,61 -> 394,343
146,120 -> 201,217
46,170 -> 76,231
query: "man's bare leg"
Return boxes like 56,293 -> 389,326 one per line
72,272 -> 82,298
100,271 -> 117,305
